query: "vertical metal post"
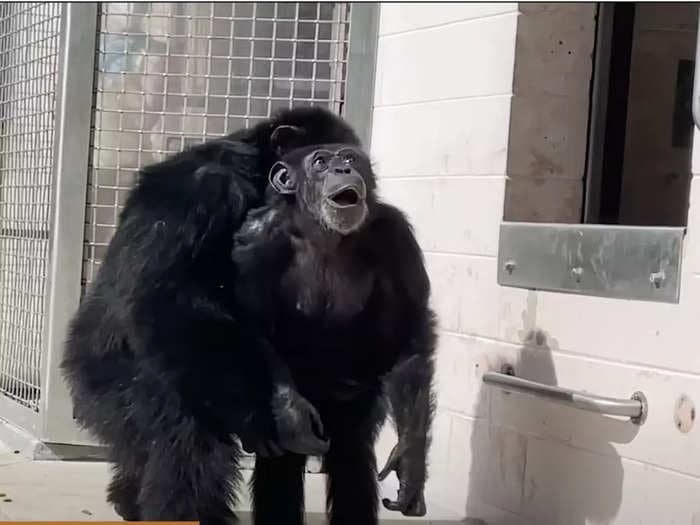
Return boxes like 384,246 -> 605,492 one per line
40,2 -> 98,444
343,3 -> 380,148
328,3 -> 349,115
692,5 -> 700,131
583,3 -> 614,224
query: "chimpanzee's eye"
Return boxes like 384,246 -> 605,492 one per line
312,156 -> 327,172
342,152 -> 356,165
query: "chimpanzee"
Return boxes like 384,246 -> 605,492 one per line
60,107 -> 435,525
233,140 -> 436,524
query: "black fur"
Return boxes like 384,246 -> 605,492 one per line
61,108 -> 436,525
61,108 -> 361,525
233,143 -> 437,525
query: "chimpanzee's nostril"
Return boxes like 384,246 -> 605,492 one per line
334,167 -> 351,174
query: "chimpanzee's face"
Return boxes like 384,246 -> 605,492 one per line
268,143 -> 375,235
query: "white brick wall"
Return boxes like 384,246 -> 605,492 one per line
371,3 -> 700,523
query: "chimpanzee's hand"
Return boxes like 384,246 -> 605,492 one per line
240,436 -> 284,458
378,443 -> 427,517
271,385 -> 329,456
238,413 -> 284,458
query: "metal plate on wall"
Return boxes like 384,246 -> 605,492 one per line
498,222 -> 685,303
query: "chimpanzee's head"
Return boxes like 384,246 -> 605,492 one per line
227,106 -> 362,182
268,143 -> 377,235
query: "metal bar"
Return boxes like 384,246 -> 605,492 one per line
39,2 -> 98,444
0,390 -> 39,435
343,3 -> 379,148
583,3 -> 613,224
483,372 -> 648,425
692,5 -> 700,130
328,3 -> 348,115
0,228 -> 49,239
0,3 -> 63,421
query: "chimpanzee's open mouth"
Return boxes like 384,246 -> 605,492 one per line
327,186 -> 362,207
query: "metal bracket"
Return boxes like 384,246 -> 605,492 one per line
344,3 -> 380,148
498,222 -> 685,303
630,391 -> 648,426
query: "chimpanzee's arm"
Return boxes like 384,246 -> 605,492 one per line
375,204 -> 437,517
253,337 -> 329,456
115,147 -> 327,457
379,327 -> 436,517
233,203 -> 330,456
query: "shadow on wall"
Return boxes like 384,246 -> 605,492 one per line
463,292 -> 639,525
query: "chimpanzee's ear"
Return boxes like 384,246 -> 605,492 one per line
268,161 -> 297,194
270,125 -> 306,155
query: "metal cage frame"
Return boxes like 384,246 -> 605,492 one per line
0,1 -> 378,455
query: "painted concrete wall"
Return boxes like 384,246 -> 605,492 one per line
504,4 -> 596,223
371,3 -> 700,524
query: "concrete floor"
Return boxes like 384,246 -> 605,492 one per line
0,440 -> 463,524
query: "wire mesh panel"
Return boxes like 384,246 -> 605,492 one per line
83,2 -> 352,286
0,3 -> 62,412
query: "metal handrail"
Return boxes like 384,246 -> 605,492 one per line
483,372 -> 648,425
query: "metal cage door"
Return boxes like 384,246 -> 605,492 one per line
0,2 -> 378,452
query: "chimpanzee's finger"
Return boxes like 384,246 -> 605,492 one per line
302,436 -> 329,456
257,440 -> 283,458
256,442 -> 271,458
267,441 -> 283,457
382,498 -> 403,512
308,405 -> 326,440
282,432 -> 329,456
377,458 -> 398,481
378,444 -> 401,481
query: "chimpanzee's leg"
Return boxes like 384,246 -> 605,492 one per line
324,400 -> 383,525
107,453 -> 145,521
137,425 -> 241,525
251,453 -> 307,525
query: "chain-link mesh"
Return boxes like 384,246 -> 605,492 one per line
83,2 -> 351,286
0,3 -> 62,411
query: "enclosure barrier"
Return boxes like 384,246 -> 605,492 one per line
0,2 -> 378,455
483,371 -> 648,425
